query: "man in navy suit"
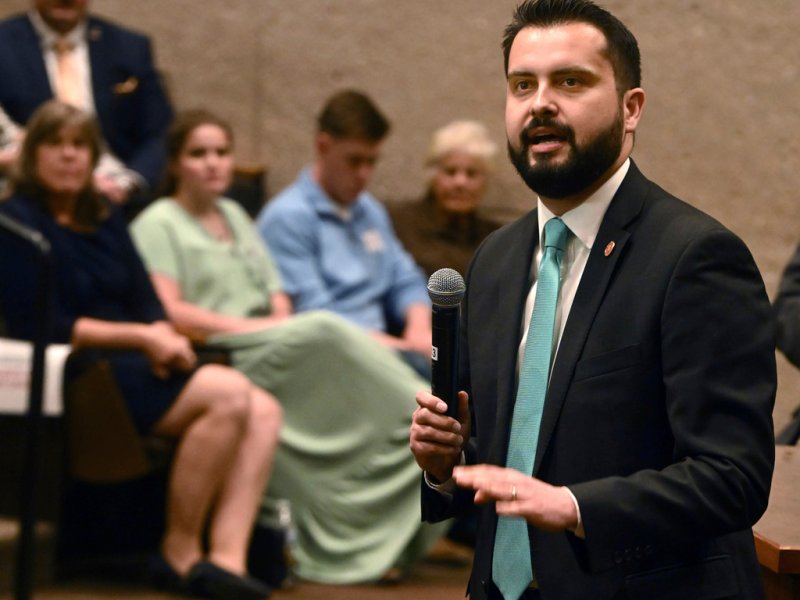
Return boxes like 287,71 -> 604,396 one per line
0,0 -> 173,210
410,1 -> 776,598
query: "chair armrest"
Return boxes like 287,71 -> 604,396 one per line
194,345 -> 232,367
175,328 -> 232,367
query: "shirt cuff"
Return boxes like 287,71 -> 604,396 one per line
95,152 -> 145,193
424,470 -> 457,495
423,452 -> 466,496
564,487 -> 585,539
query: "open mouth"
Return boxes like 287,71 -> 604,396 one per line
523,120 -> 571,150
530,132 -> 564,145
527,131 -> 567,154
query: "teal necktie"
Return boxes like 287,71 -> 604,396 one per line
492,217 -> 569,599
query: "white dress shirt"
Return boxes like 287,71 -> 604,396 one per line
29,10 -> 95,115
520,159 -> 630,368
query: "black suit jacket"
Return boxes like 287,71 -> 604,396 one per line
422,162 -> 776,599
0,13 -> 173,191
775,243 -> 800,367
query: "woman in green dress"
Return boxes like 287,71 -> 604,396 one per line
130,109 -> 446,584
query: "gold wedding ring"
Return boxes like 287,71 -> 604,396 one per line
511,485 -> 517,501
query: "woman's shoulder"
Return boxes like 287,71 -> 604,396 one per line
136,196 -> 181,219
384,197 -> 428,220
130,197 -> 190,234
0,194 -> 39,225
218,197 -> 259,233
218,197 -> 251,220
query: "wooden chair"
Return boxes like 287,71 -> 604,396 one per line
62,355 -> 157,484
0,336 -> 231,570
60,347 -> 232,568
227,163 -> 268,219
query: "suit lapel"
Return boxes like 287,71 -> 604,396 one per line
16,17 -> 53,101
86,19 -> 112,134
533,162 -> 650,475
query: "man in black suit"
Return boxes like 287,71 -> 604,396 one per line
774,244 -> 800,444
410,1 -> 776,598
0,0 -> 173,210
776,244 -> 800,368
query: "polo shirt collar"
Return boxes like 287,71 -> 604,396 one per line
299,167 -> 363,221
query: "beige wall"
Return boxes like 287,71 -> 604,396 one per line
2,0 -> 798,430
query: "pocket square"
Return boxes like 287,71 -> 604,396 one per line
112,76 -> 139,95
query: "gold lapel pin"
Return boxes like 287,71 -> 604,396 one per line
113,76 -> 139,95
604,241 -> 615,257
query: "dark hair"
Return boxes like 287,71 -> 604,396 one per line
160,108 -> 234,196
317,90 -> 390,142
502,0 -> 641,93
10,100 -> 106,228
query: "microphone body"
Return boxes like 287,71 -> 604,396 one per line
431,303 -> 460,418
427,268 -> 466,419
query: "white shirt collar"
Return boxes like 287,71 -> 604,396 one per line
537,158 -> 630,252
334,204 -> 353,222
28,9 -> 87,50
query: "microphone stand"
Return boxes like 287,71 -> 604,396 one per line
0,213 -> 53,600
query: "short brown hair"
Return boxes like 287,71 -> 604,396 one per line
317,90 -> 390,142
502,0 -> 641,94
11,100 -> 106,228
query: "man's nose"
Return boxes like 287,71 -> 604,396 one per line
529,84 -> 558,117
356,163 -> 374,183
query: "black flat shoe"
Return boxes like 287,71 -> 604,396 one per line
149,554 -> 188,594
187,560 -> 272,600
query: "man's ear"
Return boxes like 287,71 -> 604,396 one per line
315,132 -> 332,157
623,87 -> 645,133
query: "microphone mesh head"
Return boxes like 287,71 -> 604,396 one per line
427,268 -> 466,306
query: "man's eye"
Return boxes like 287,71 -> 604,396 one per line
562,77 -> 580,87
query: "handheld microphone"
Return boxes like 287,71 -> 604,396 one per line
427,268 -> 466,419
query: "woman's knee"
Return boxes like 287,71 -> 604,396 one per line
249,386 -> 283,434
302,310 -> 358,346
192,364 -> 252,427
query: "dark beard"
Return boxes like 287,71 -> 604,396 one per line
507,110 -> 624,199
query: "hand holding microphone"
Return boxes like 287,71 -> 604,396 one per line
427,268 -> 465,419
410,268 -> 468,482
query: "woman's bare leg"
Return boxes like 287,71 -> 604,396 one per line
151,364 -> 251,575
207,385 -> 282,574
